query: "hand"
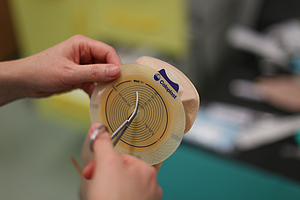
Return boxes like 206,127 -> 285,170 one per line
83,123 -> 163,200
0,35 -> 122,106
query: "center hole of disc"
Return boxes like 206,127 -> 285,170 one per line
135,109 -> 140,118
129,105 -> 140,119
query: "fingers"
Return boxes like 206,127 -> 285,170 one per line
153,161 -> 164,171
83,123 -> 115,179
64,63 -> 120,87
120,153 -> 150,168
83,123 -> 163,200
83,159 -> 95,179
87,122 -> 104,137
69,35 -> 122,66
81,82 -> 96,98
120,154 -> 163,199
88,123 -> 114,157
80,63 -> 120,82
156,185 -> 163,200
63,35 -> 122,84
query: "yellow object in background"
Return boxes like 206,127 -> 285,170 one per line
34,89 -> 91,131
9,0 -> 92,57
9,0 -> 188,58
8,0 -> 189,129
90,0 -> 189,58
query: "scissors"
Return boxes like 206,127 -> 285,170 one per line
90,92 -> 139,151
110,91 -> 139,146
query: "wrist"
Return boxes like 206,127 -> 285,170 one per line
0,58 -> 29,106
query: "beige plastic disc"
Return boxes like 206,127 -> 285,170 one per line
90,63 -> 185,165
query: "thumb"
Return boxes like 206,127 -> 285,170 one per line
71,63 -> 120,83
88,123 -> 115,160
83,123 -> 115,179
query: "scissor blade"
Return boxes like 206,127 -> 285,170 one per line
128,91 -> 139,122
111,92 -> 139,145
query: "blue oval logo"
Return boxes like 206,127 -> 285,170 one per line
154,73 -> 161,81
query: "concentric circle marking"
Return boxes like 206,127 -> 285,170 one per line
104,80 -> 168,148
90,63 -> 185,165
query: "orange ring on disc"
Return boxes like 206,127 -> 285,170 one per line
90,63 -> 185,165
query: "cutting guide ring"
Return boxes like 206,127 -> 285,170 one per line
106,82 -> 168,148
90,63 -> 185,165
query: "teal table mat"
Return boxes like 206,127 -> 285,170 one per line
158,144 -> 300,200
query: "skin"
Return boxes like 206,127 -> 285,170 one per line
0,35 -> 122,106
0,35 -> 162,199
83,122 -> 163,200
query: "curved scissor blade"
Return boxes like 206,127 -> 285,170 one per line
111,92 -> 139,146
128,91 -> 139,123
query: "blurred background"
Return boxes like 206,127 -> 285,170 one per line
1,0 -> 300,199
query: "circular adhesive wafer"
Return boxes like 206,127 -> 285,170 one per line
90,63 -> 185,165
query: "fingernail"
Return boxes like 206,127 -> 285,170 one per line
106,65 -> 120,77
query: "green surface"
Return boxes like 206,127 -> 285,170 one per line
0,99 -> 84,200
158,144 -> 300,200
294,130 -> 300,147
